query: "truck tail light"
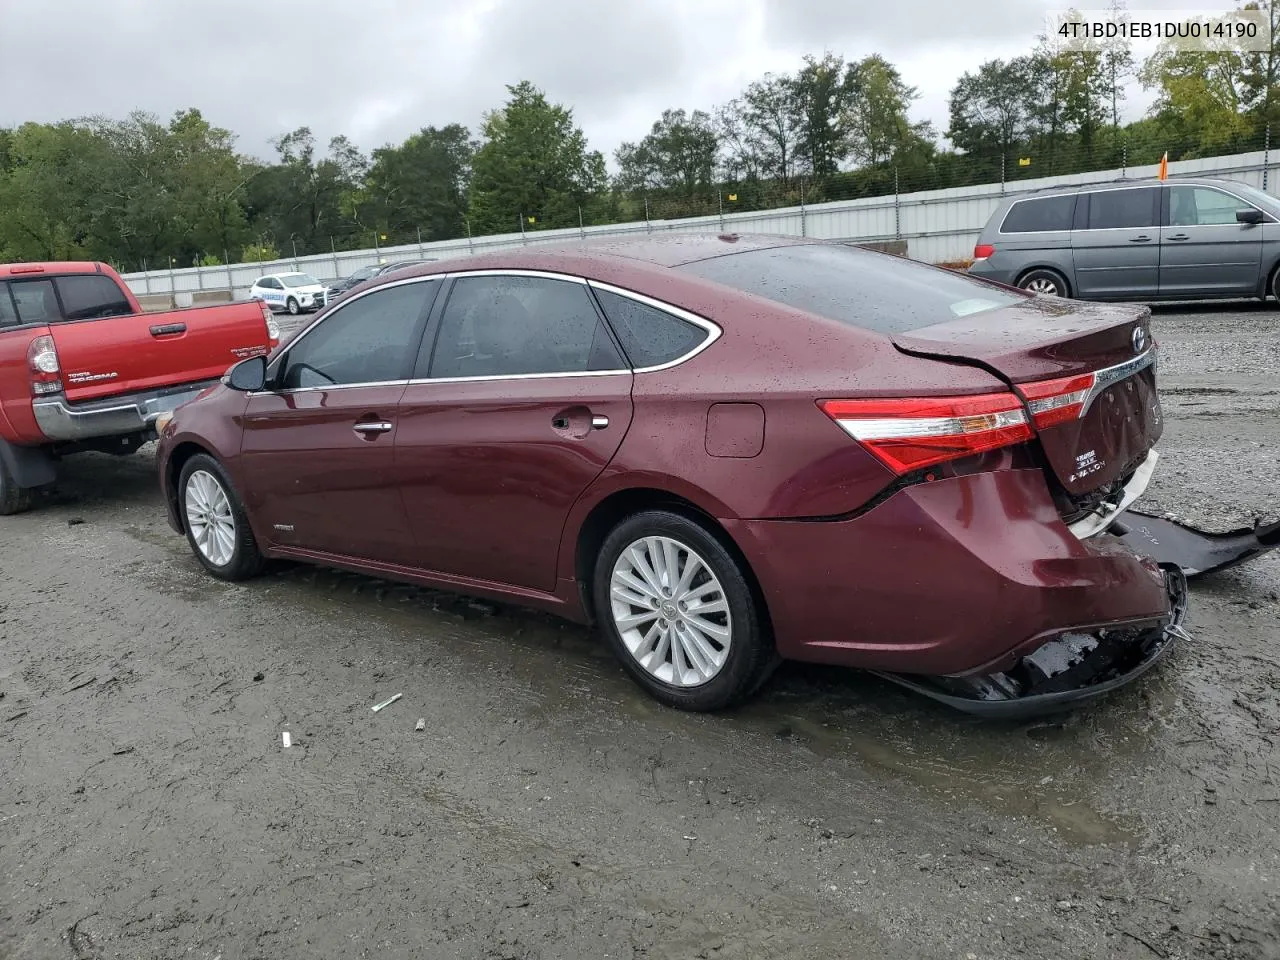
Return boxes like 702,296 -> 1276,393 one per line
260,300 -> 280,348
27,335 -> 62,396
818,393 -> 1033,475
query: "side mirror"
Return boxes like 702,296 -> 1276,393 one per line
1236,207 -> 1265,225
226,355 -> 267,392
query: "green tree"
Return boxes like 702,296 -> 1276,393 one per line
1238,0 -> 1280,129
791,53 -> 852,178
468,81 -> 607,233
614,108 -> 718,198
1139,26 -> 1253,154
362,124 -> 473,243
947,58 -> 1037,159
844,55 -> 927,167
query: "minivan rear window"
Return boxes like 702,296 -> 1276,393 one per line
675,243 -> 1029,334
1000,194 -> 1076,233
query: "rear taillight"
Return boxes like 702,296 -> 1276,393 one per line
1020,373 -> 1096,429
973,243 -> 995,260
27,335 -> 62,397
819,393 -> 1033,475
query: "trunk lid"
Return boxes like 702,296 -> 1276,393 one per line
51,300 -> 276,404
892,298 -> 1162,497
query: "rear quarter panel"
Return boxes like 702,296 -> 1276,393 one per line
554,275 -> 1013,582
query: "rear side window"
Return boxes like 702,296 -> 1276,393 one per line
55,275 -> 132,321
592,287 -> 709,368
8,279 -> 58,324
675,243 -> 1029,335
1086,188 -> 1158,230
0,283 -> 18,327
426,275 -> 625,379
1000,195 -> 1075,233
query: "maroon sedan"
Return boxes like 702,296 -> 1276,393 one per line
154,234 -> 1186,717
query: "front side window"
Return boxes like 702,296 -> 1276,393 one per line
426,275 -> 624,378
1168,186 -> 1247,226
279,280 -> 436,389
1000,194 -> 1075,233
1086,188 -> 1158,230
55,275 -> 133,321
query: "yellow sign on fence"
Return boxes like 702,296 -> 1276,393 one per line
728,193 -> 738,201
1018,157 -> 1032,167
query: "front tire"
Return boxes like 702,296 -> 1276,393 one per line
178,454 -> 265,581
286,297 -> 300,315
593,510 -> 777,711
1018,268 -> 1070,297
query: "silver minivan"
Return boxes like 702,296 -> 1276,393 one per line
967,176 -> 1280,302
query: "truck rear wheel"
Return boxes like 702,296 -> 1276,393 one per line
0,454 -> 34,516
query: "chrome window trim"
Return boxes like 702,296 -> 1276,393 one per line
441,268 -> 589,284
586,280 -> 722,373
248,273 -> 443,396
1080,344 -> 1158,415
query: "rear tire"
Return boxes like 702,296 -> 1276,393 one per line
1269,264 -> 1280,303
286,297 -> 300,315
178,454 -> 265,581
1018,267 -> 1070,296
593,510 -> 777,711
1018,268 -> 1070,297
0,454 -> 34,516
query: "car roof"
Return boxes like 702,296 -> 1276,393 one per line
0,261 -> 110,278
370,233 -> 818,287
1007,175 -> 1256,201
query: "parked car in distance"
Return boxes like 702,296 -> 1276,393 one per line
156,233 -> 1183,717
0,261 -> 279,515
249,273 -> 329,315
327,259 -> 439,301
967,176 -> 1280,303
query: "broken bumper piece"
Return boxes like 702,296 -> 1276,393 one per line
874,569 -> 1190,720
1112,510 -> 1280,578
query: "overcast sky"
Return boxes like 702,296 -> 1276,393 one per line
0,0 -> 1227,166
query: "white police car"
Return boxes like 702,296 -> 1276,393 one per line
248,273 -> 329,315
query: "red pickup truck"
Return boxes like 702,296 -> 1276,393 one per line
0,261 -> 279,514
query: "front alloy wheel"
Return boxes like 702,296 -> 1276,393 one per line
178,453 -> 265,581
185,469 -> 237,566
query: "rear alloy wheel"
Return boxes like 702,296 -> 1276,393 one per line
594,510 -> 777,711
0,454 -> 34,516
1018,269 -> 1069,297
179,454 -> 265,581
286,297 -> 300,315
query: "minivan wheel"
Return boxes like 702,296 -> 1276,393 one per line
593,510 -> 777,711
286,297 -> 300,315
179,453 -> 265,581
1018,269 -> 1069,297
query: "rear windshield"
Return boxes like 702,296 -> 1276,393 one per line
675,243 -> 1028,334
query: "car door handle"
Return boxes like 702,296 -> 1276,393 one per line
1129,235 -> 1152,242
1167,233 -> 1189,241
591,415 -> 609,429
150,322 -> 187,336
353,421 -> 393,435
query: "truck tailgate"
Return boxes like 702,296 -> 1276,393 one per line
51,301 -> 275,404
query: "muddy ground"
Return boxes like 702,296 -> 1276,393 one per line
2,304 -> 1278,960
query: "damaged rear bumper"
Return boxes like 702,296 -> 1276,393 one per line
1113,510 -> 1280,578
875,568 -> 1190,719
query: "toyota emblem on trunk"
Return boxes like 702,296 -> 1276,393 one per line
1132,326 -> 1147,353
